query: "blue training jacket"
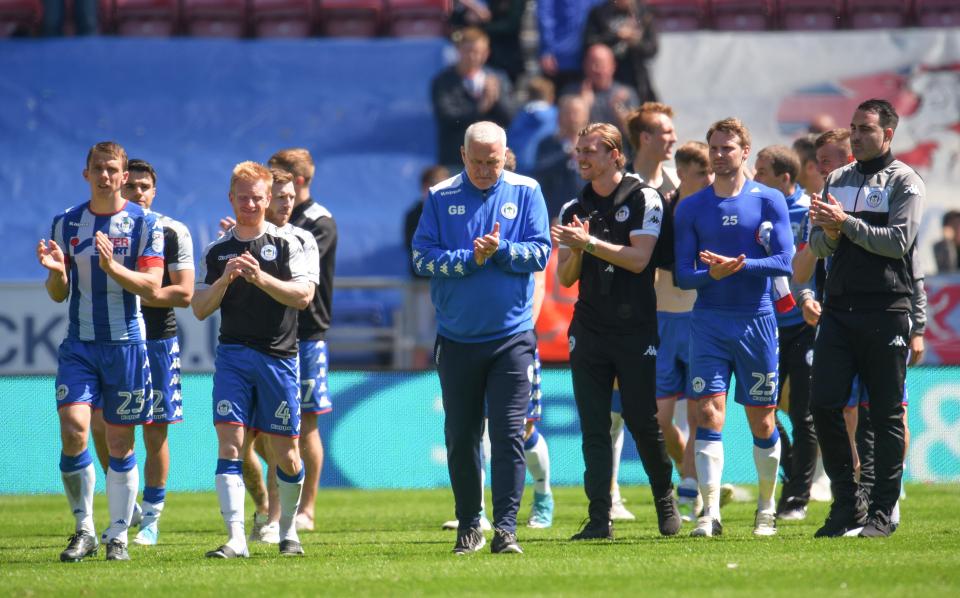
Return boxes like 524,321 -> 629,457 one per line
411,170 -> 552,343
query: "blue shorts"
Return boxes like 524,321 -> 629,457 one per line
298,340 -> 331,415
656,311 -> 691,400
56,339 -> 153,426
611,389 -> 622,414
688,310 -> 780,407
527,348 -> 542,422
212,344 -> 301,437
146,337 -> 183,424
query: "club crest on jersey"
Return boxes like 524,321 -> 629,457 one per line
151,230 -> 163,253
615,206 -> 630,222
116,216 -> 134,234
260,244 -> 277,261
56,384 -> 69,401
866,190 -> 883,208
500,202 -> 518,219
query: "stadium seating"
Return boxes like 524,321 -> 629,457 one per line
0,0 -> 42,36
112,0 -> 178,36
181,0 -> 247,37
711,0 -> 776,31
250,0 -> 314,37
384,0 -> 449,38
779,0 -> 843,30
847,0 -> 913,29
645,0 -> 705,32
318,0 -> 382,37
915,0 -> 960,27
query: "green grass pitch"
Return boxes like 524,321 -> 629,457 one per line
2,484 -> 959,596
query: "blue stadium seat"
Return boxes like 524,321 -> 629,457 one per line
779,0 -> 842,30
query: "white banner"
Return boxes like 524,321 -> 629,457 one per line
0,284 -> 219,374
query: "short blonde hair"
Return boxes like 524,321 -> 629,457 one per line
268,148 -> 315,183
579,122 -> 626,169
706,117 -> 751,149
86,141 -> 128,170
230,161 -> 273,194
626,102 -> 674,150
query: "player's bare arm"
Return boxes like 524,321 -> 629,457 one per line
38,238 -> 69,302
192,259 -> 243,320
234,251 -> 314,310
142,268 -> 194,309
95,231 -> 163,301
792,245 -> 817,285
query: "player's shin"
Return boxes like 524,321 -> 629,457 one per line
215,459 -> 247,551
276,464 -> 305,543
753,428 -> 781,513
105,454 -> 139,544
60,450 -> 97,535
694,429 -> 723,520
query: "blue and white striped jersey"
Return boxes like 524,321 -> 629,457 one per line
50,201 -> 165,343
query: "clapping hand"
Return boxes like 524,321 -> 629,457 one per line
550,215 -> 590,252
699,250 -> 745,280
473,222 -> 501,266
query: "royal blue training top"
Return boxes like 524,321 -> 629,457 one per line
411,171 -> 552,343
673,180 -> 793,316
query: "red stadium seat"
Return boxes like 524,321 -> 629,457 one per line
318,0 -> 382,37
915,0 -> 960,28
181,0 -> 247,37
0,0 -> 42,36
250,0 -> 313,37
645,0 -> 705,32
384,0 -> 449,37
778,0 -> 842,30
711,0 -> 776,31
847,0 -> 912,29
113,0 -> 177,36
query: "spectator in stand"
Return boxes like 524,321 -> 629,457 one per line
404,166 -> 452,368
450,0 -> 527,84
538,0 -> 607,92
563,44 -> 639,138
507,78 -> 558,174
534,95 -> 590,219
43,0 -> 97,35
793,134 -> 823,197
934,210 -> 960,274
584,0 -> 660,104
431,27 -> 516,169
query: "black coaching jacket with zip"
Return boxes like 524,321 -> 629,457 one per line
809,151 -> 924,313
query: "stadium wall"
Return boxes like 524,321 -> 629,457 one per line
1,368 -> 957,494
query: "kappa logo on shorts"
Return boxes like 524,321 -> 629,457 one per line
692,377 -> 706,394
568,335 -> 576,353
216,399 -> 232,417
56,384 -> 69,402
500,202 -> 518,219
260,244 -> 277,261
615,206 -> 630,222
644,345 -> 657,356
